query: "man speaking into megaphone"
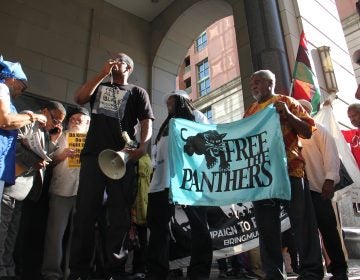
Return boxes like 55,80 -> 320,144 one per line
68,53 -> 154,280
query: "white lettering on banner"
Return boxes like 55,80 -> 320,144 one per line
223,231 -> 259,246
168,205 -> 291,269
238,220 -> 251,231
210,225 -> 238,239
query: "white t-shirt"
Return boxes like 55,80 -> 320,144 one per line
149,110 -> 210,193
301,123 -> 340,193
150,135 -> 170,193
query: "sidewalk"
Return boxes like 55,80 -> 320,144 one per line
206,258 -> 360,279
91,258 -> 360,279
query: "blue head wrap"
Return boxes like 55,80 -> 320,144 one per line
0,55 -> 27,83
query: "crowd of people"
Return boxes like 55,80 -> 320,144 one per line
0,52 -> 358,280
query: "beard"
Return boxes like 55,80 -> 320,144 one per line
251,92 -> 262,102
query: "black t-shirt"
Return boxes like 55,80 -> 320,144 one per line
82,82 -> 154,156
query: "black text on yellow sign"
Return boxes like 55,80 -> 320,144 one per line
67,133 -> 87,168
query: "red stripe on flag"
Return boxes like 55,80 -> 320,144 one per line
293,80 -> 311,101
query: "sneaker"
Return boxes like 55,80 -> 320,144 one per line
242,271 -> 258,279
286,271 -> 299,277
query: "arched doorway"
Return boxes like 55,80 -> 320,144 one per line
150,0 -> 237,135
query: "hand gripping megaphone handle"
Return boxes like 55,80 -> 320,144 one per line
122,131 -> 138,148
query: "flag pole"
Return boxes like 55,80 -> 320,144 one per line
289,79 -> 294,97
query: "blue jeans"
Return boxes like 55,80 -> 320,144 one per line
253,177 -> 324,280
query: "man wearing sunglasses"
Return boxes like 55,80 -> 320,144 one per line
68,52 -> 154,280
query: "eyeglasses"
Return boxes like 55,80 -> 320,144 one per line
49,110 -> 63,125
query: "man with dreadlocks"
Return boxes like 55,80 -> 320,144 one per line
146,90 -> 211,280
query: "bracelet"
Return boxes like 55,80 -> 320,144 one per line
24,112 -> 34,123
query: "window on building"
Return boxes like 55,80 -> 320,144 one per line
184,56 -> 191,73
184,56 -> 190,67
201,106 -> 212,121
196,32 -> 207,52
197,59 -> 210,97
184,78 -> 192,94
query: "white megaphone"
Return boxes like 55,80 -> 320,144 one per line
98,149 -> 128,180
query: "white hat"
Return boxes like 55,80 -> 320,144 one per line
298,99 -> 313,114
163,90 -> 190,104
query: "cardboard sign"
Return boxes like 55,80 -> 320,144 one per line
67,133 -> 86,168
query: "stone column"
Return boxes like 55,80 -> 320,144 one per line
244,0 -> 291,94
233,0 -> 291,109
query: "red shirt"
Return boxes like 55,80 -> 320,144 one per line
342,129 -> 360,169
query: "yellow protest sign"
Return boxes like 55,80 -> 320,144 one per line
67,133 -> 87,168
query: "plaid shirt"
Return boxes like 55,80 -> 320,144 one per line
244,94 -> 315,178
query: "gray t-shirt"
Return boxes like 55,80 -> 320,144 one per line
49,131 -> 81,197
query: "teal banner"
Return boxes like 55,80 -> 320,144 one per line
168,106 -> 291,206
